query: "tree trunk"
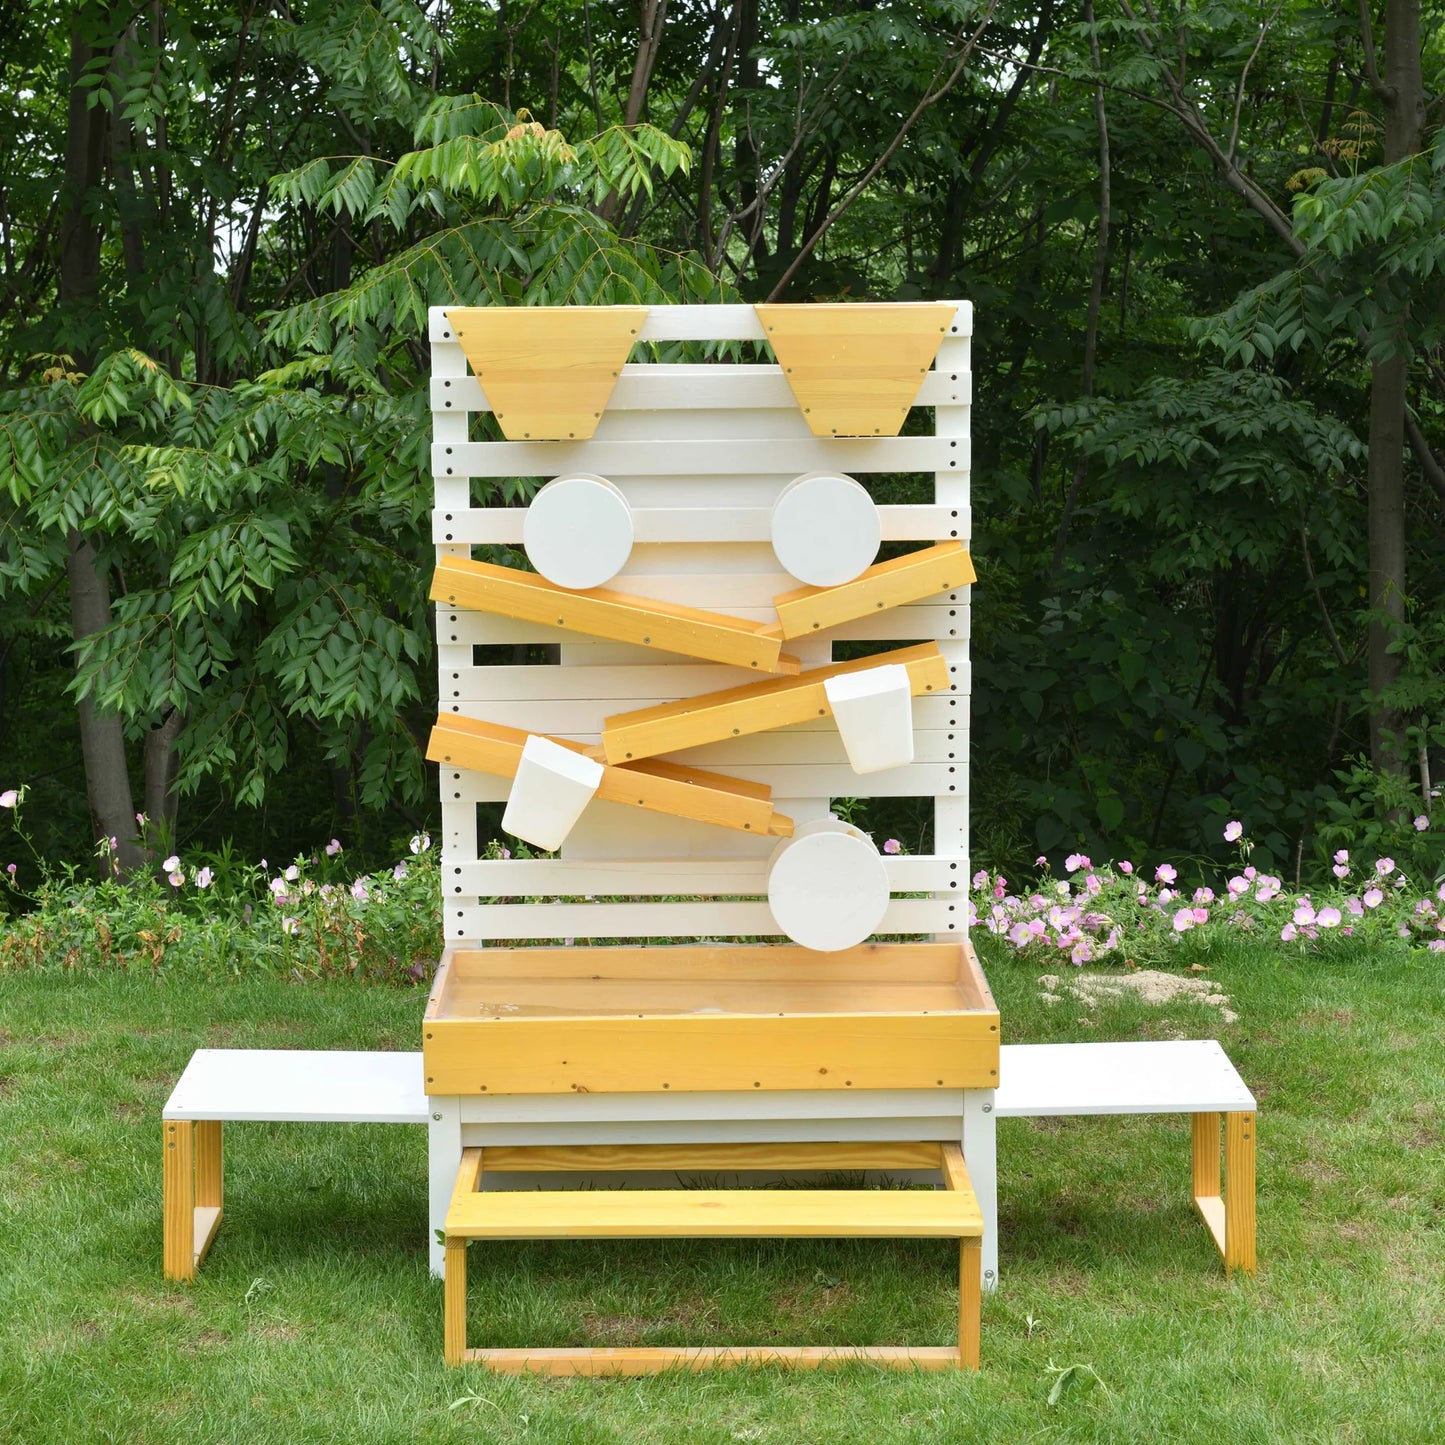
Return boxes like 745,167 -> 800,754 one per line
60,9 -> 147,874
1364,0 -> 1425,773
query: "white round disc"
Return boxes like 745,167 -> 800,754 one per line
767,819 -> 889,952
524,474 -> 634,590
771,473 -> 880,587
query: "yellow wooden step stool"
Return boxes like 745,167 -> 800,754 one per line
443,1141 -> 984,1373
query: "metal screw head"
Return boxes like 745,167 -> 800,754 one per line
982,1103 -> 993,1113
432,1113 -> 442,1121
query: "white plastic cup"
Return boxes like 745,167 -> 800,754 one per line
766,817 -> 890,952
823,663 -> 915,775
501,735 -> 605,851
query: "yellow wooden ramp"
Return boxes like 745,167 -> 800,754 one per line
593,642 -> 949,764
773,540 -> 976,638
443,1142 -> 983,1372
432,555 -> 798,674
428,714 -> 793,837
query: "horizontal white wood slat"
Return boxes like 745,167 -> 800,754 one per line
433,436 -> 970,478
445,896 -> 960,941
445,762 -> 964,803
443,855 -> 965,897
433,504 -> 965,546
431,366 -> 972,414
428,302 -> 973,345
457,1089 -> 966,1125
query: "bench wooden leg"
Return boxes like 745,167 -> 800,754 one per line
1224,1111 -> 1256,1275
958,1236 -> 981,1369
444,1237 -> 469,1365
163,1119 -> 224,1281
1191,1110 -> 1256,1276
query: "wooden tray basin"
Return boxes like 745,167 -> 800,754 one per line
423,941 -> 998,1096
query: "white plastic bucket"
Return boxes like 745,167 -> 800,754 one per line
523,473 -> 634,590
501,735 -> 605,851
766,817 -> 890,952
823,663 -> 915,775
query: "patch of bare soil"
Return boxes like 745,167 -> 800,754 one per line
1038,969 -> 1239,1023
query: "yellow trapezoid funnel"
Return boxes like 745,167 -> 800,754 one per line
754,302 -> 956,437
444,306 -> 648,440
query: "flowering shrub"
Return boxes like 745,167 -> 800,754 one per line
973,822 -> 1445,965
0,789 -> 441,982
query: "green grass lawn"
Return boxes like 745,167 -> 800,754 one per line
1,942 -> 1442,1443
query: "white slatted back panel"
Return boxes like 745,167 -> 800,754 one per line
431,304 -> 971,945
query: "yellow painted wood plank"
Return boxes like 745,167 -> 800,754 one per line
162,1120 -> 194,1282
423,1011 -> 1000,1095
444,1238 -> 470,1366
432,555 -> 799,673
426,714 -> 792,837
773,542 -> 976,639
477,1142 -> 947,1173
446,1187 -> 983,1239
194,1119 -> 222,1210
939,1143 -> 975,1202
596,642 -> 950,764
959,1236 -> 982,1369
1224,1111 -> 1257,1275
754,303 -> 955,436
445,306 -> 646,440
458,1345 -> 965,1374
1191,1111 -> 1220,1199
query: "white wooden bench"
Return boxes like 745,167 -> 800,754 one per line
994,1040 -> 1257,1273
161,1049 -> 428,1280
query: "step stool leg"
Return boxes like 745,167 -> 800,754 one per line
444,1238 -> 469,1365
1223,1112 -> 1256,1276
1191,1111 -> 1220,1198
962,1088 -> 997,1291
163,1120 -> 195,1281
428,1098 -> 462,1279
958,1236 -> 981,1369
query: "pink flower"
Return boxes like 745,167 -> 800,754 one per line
1346,897 -> 1364,916
5,863 -> 14,875
1316,906 -> 1341,928
1118,860 -> 1134,874
1398,924 -> 1412,939
1065,853 -> 1089,873
1194,887 -> 1215,905
1227,876 -> 1249,898
194,867 -> 213,889
393,862 -> 408,881
1244,866 -> 1257,880
1413,815 -> 1429,831
269,877 -> 287,896
1280,923 -> 1297,941
1427,939 -> 1445,952
1375,858 -> 1395,876
1192,907 -> 1209,924
281,917 -> 299,935
1007,922 -> 1031,947
972,870 -> 989,889
326,838 -> 343,856
882,838 -> 901,855
168,870 -> 184,887
993,884 -> 1006,900
1159,888 -> 1174,904
1172,908 -> 1195,933
1070,941 -> 1093,965
284,864 -> 299,881
0,790 -> 17,809
1293,903 -> 1316,926
1333,864 -> 1349,878
1438,882 -> 1445,903
1363,888 -> 1384,909
1223,820 -> 1243,842
163,854 -> 180,872
1035,855 -> 1048,866
1342,925 -> 1353,935
1085,874 -> 1102,895
1333,849 -> 1349,865
410,832 -> 431,854
1155,863 -> 1177,884
350,878 -> 369,901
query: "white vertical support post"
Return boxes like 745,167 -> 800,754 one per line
962,1085 -> 997,1292
428,1094 -> 462,1277
433,315 -> 479,945
933,303 -> 971,943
